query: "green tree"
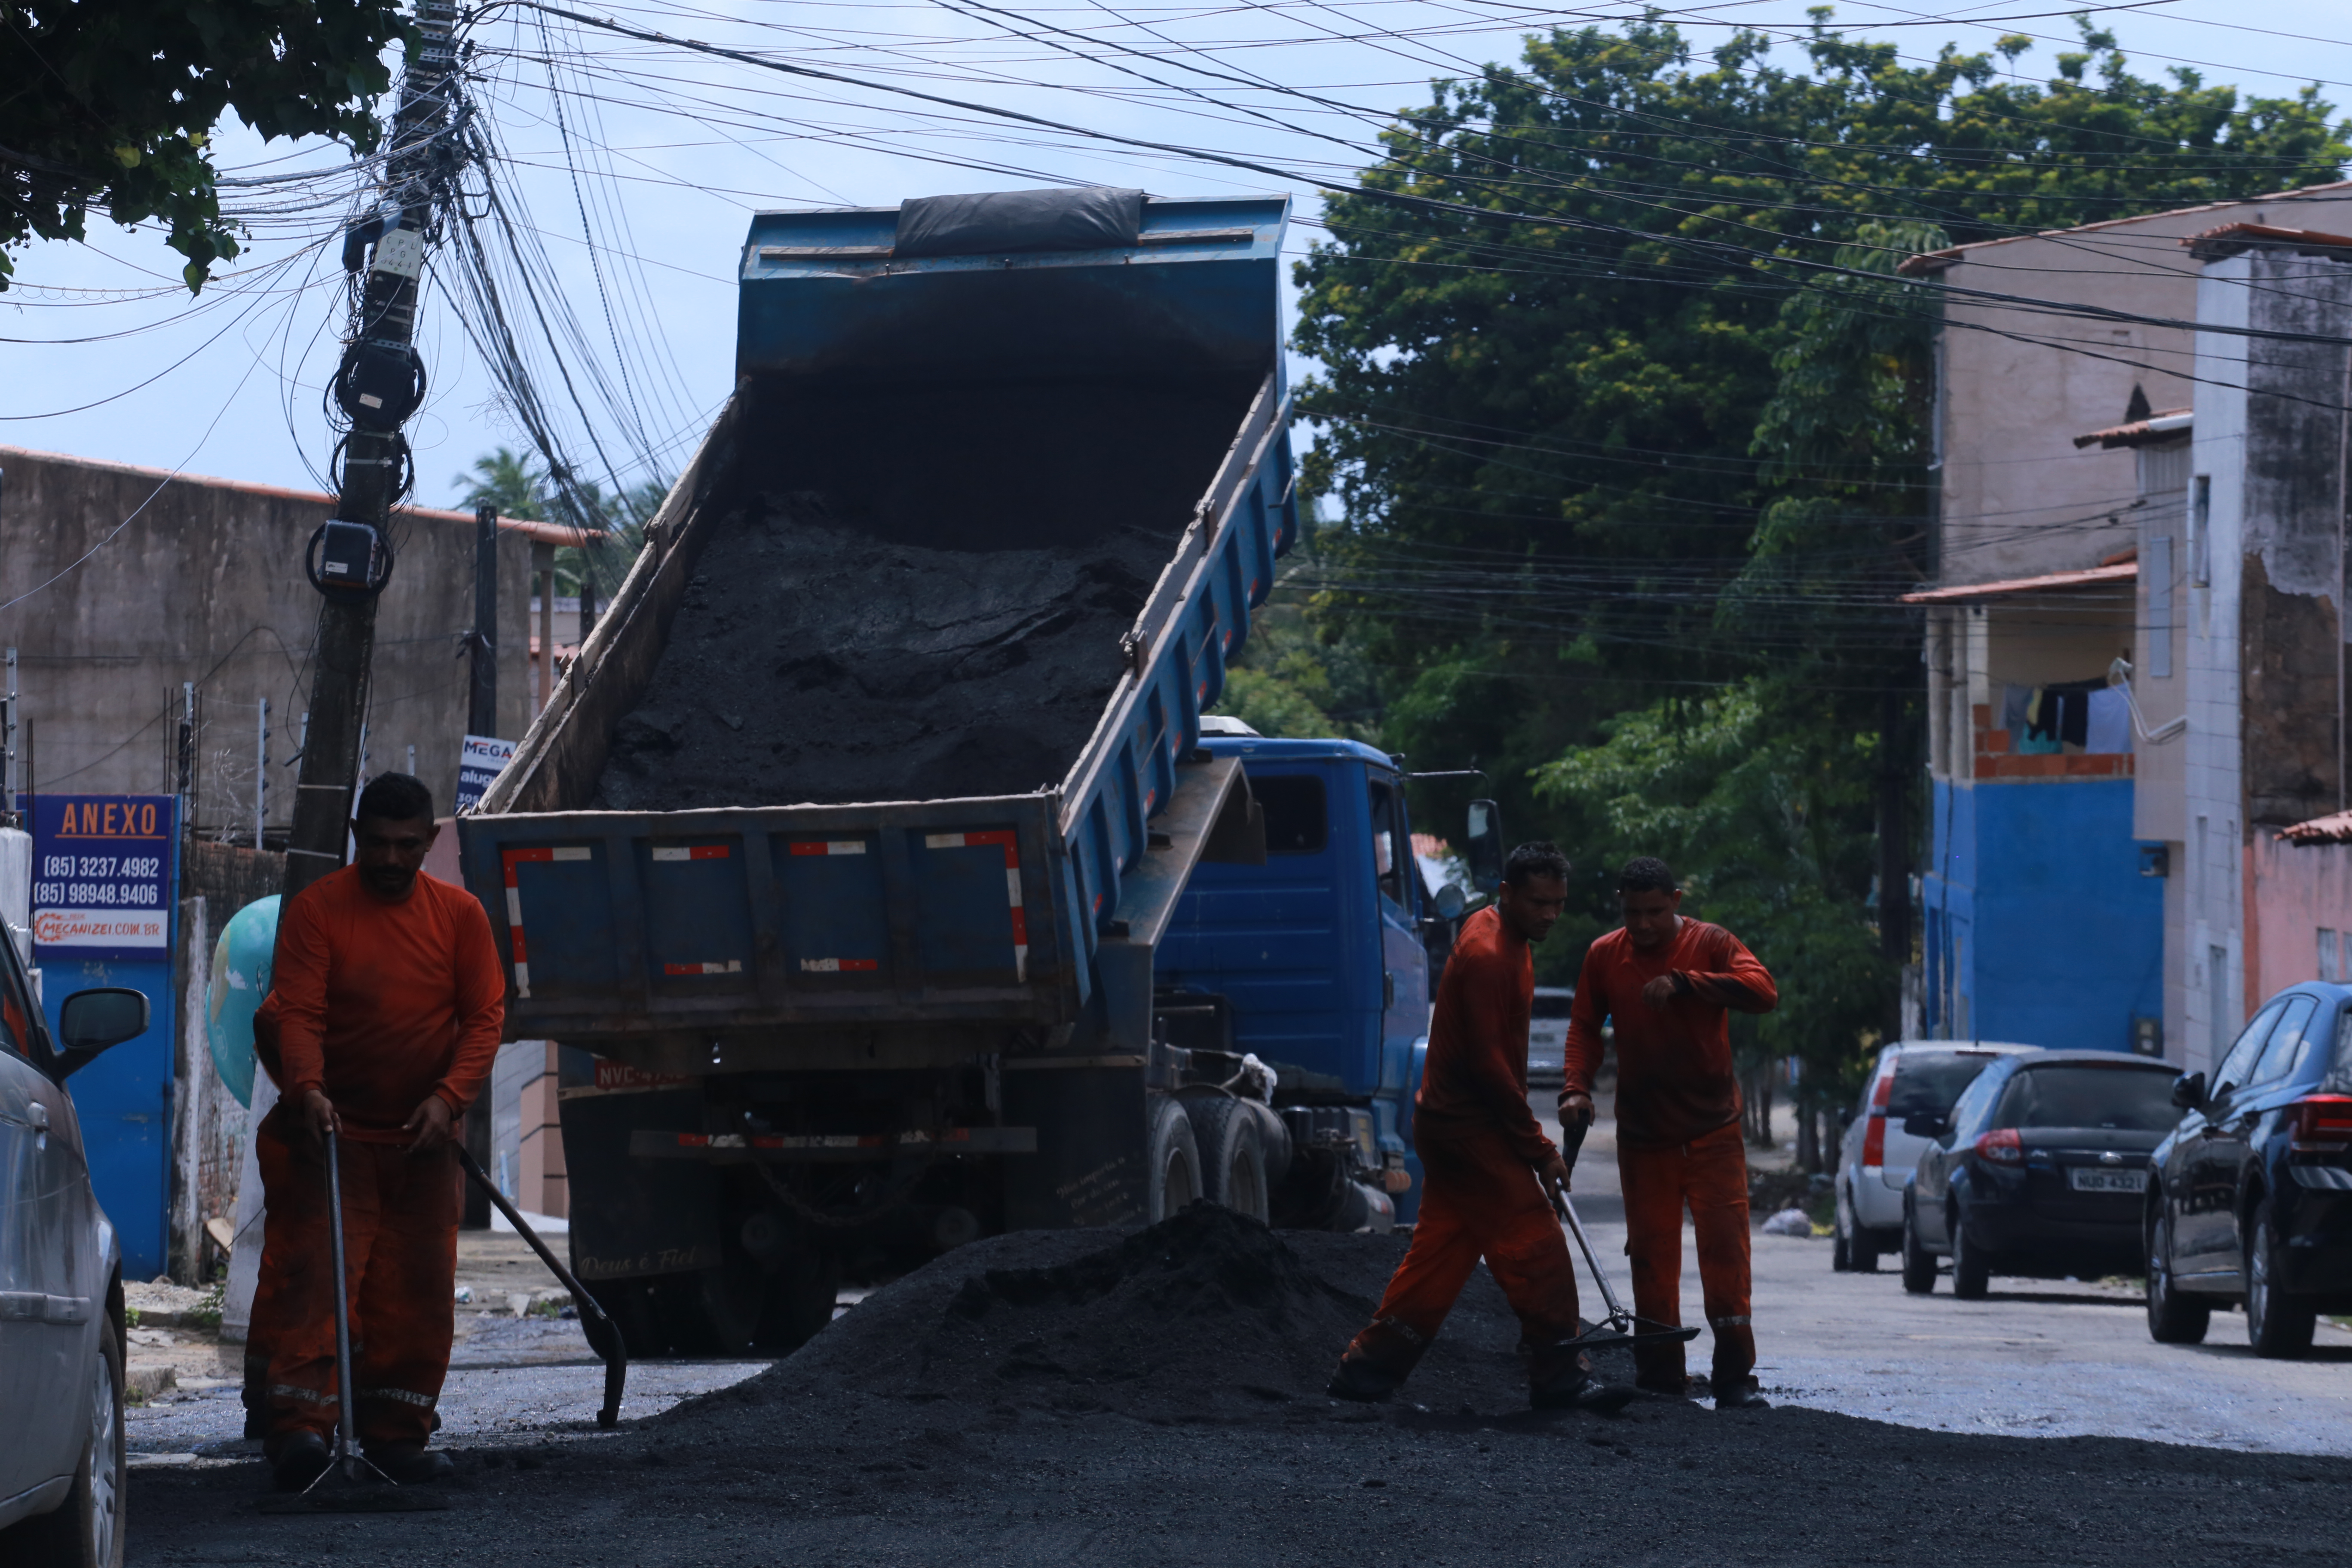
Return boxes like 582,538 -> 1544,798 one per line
0,0 -> 413,290
456,447 -> 670,600
1292,16 -> 2348,1158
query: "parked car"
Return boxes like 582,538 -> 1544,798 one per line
1527,986 -> 1573,1087
2145,983 -> 2352,1358
0,929 -> 154,1568
1900,1050 -> 2180,1298
1833,1041 -> 2035,1271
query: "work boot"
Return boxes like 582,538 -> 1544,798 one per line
1636,1373 -> 1708,1400
1326,1353 -> 1408,1403
1530,1371 -> 1636,1414
364,1443 -> 456,1483
1713,1376 -> 1771,1412
267,1429 -> 331,1492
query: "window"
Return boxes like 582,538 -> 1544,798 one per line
2190,475 -> 2211,587
2251,995 -> 2320,1088
1945,1063 -> 2007,1140
1248,773 -> 1327,856
1365,777 -> 1409,910
1994,1064 -> 2180,1132
2146,536 -> 2173,679
2324,929 -> 2343,985
2215,998 -> 2287,1098
1886,1051 -> 2004,1121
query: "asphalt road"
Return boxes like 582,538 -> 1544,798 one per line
122,1100 -> 2352,1563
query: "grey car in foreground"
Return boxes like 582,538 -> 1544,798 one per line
0,928 -> 154,1568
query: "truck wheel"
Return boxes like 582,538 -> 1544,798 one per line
1146,1098 -> 1201,1224
1185,1096 -> 1270,1222
643,1265 -> 763,1357
755,1253 -> 840,1351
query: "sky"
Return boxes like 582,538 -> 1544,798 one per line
3,0 -> 2350,518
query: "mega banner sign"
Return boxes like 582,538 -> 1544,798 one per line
22,794 -> 178,959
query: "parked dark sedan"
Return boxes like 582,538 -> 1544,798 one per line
1901,1050 -> 2181,1298
2145,982 -> 2352,1358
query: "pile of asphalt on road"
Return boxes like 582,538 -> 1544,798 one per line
593,488 -> 1166,811
685,1205 -> 1638,1427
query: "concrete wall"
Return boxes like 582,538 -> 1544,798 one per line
0,446 -> 548,833
1922,183 -> 2352,592
2249,836 -> 2352,1007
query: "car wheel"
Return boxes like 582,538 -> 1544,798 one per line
2145,1202 -> 2209,1345
1850,1211 -> 1880,1274
2245,1195 -> 2316,1359
3,1310 -> 126,1567
1900,1204 -> 1937,1294
1950,1209 -> 1991,1300
1831,1186 -> 1852,1273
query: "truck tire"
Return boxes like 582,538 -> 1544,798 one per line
1186,1095 -> 1269,1222
755,1252 -> 840,1351
1146,1097 -> 1202,1224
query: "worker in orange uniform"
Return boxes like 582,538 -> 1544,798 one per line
249,773 -> 505,1489
1329,842 -> 1631,1412
1561,856 -> 1777,1410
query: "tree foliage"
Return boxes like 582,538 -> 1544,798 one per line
1287,14 -> 2348,1088
0,0 -> 412,290
455,447 -> 669,597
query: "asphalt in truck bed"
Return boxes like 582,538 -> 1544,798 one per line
129,1208 -> 2352,1566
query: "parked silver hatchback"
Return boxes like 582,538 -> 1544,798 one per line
0,925 -> 153,1568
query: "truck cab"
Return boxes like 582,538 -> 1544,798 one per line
1156,727 -> 1470,1225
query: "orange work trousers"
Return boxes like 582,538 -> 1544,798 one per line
251,1106 -> 462,1449
1618,1118 -> 1753,1390
1344,1124 -> 1581,1385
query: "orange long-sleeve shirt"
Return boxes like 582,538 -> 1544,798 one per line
1563,918 -> 1776,1148
254,866 -> 506,1144
1413,904 -> 1555,1167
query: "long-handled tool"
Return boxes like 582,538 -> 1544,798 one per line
259,1127 -> 450,1514
1550,1120 -> 1700,1354
454,1145 -> 628,1430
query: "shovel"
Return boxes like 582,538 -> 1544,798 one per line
453,1144 -> 628,1430
1549,1120 -> 1700,1354
259,1127 -> 450,1514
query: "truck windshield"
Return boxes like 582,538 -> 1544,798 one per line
1994,1065 -> 2180,1132
1886,1053 -> 2000,1120
1251,774 -> 1327,855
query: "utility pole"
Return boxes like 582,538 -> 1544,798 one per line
470,502 -> 499,737
283,0 -> 465,901
255,700 -> 270,851
4,647 -> 16,823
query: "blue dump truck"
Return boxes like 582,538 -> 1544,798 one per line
459,188 -> 1500,1354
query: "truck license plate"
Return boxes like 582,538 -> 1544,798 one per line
2067,1166 -> 2144,1193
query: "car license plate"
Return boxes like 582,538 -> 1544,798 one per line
2067,1166 -> 2144,1193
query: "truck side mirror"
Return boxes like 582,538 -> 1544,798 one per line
55,987 -> 150,1079
2170,1070 -> 2206,1110
1464,800 -> 1504,892
1433,883 -> 1467,920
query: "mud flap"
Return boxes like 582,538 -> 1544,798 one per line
559,1074 -> 723,1282
1001,1059 -> 1147,1228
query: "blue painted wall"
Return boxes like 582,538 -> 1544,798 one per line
1922,777 -> 2162,1052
